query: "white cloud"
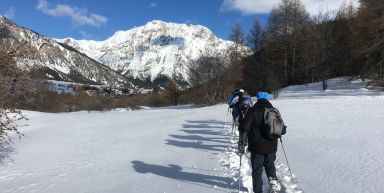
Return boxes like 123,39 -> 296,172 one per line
36,0 -> 107,27
150,2 -> 158,8
220,0 -> 360,15
303,0 -> 359,15
4,7 -> 15,19
221,0 -> 280,14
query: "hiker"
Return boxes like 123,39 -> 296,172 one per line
228,89 -> 253,131
238,92 -> 283,193
227,89 -> 242,128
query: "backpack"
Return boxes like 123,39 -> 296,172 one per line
227,95 -> 234,105
262,107 -> 287,140
239,96 -> 253,110
227,94 -> 240,105
238,96 -> 253,117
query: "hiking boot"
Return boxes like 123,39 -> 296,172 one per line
269,178 -> 281,193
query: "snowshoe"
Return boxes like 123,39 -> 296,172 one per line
269,178 -> 281,193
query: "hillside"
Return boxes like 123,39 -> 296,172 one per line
0,16 -> 127,86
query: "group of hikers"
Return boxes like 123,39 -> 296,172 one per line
227,89 -> 287,193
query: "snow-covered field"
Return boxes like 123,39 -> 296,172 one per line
1,77 -> 384,193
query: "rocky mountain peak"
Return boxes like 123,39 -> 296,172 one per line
0,17 -> 127,86
56,20 -> 235,82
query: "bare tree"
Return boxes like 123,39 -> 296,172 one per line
358,0 -> 384,87
267,0 -> 309,85
312,10 -> 333,90
164,79 -> 182,106
0,46 -> 28,147
187,50 -> 226,105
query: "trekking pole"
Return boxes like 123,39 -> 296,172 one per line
280,138 -> 294,180
238,154 -> 242,192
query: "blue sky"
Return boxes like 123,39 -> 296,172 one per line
0,0 -> 359,40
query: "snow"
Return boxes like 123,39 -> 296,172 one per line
0,107 -> 237,193
55,20 -> 236,82
278,77 -> 384,99
1,77 -> 384,193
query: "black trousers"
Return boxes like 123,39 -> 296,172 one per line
250,152 -> 277,193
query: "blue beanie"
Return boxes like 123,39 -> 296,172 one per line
256,92 -> 269,101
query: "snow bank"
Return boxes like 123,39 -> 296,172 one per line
278,77 -> 384,99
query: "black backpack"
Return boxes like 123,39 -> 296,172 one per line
238,96 -> 253,117
262,107 -> 287,140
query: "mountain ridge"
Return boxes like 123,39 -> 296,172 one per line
0,16 -> 128,86
56,20 -> 239,83
1,16 -> 248,88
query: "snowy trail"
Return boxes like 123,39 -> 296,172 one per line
219,121 -> 302,193
0,106 -> 240,193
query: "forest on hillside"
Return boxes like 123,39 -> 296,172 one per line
184,0 -> 383,105
236,0 -> 383,95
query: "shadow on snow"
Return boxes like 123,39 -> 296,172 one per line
0,144 -> 15,165
166,120 -> 228,152
131,160 -> 236,190
131,120 -> 244,191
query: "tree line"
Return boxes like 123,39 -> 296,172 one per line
185,0 -> 383,105
240,0 -> 384,94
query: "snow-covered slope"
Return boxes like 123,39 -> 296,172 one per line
0,16 -> 126,86
57,20 -> 239,82
277,77 -> 384,99
1,78 -> 384,193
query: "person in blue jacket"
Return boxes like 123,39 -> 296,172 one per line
228,89 -> 253,131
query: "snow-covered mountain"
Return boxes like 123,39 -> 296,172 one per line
57,20 -> 237,82
0,16 -> 246,87
0,16 -> 127,86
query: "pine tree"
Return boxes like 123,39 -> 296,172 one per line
229,22 -> 245,45
227,23 -> 246,88
247,18 -> 264,52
